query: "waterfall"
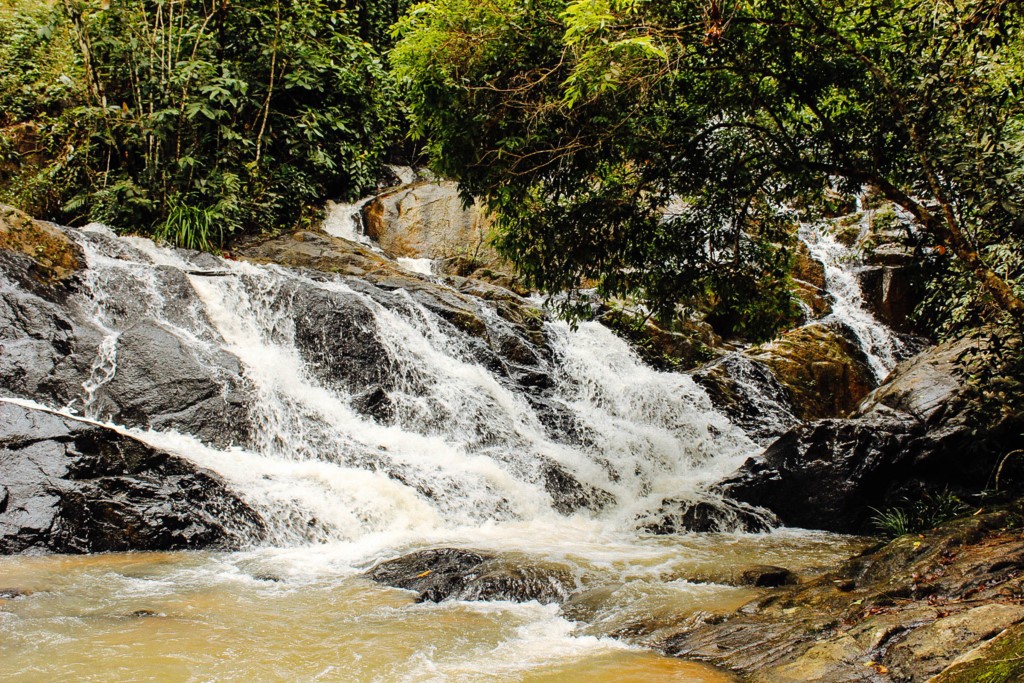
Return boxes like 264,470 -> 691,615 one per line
323,197 -> 374,244
799,218 -> 904,380
60,227 -> 762,548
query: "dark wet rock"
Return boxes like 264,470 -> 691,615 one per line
0,402 -> 265,554
660,503 -> 1024,682
541,461 -> 615,515
693,353 -> 802,446
128,609 -> 162,618
365,547 -> 576,604
236,230 -> 554,391
719,409 -> 922,533
87,319 -> 252,446
289,284 -> 393,393
737,565 -> 798,588
0,230 -> 253,447
638,497 -> 776,534
0,587 -> 31,598
718,335 -> 1018,533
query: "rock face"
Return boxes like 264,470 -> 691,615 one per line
364,547 -> 576,604
660,503 -> 1024,683
0,402 -> 265,554
0,218 -> 253,447
719,335 -> 1019,533
694,322 -> 876,445
363,180 -> 505,276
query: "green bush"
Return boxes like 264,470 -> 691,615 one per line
2,0 -> 401,246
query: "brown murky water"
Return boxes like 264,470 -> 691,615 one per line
0,530 -> 869,682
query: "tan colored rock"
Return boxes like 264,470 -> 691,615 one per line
363,180 -> 503,273
750,322 -> 876,420
885,604 -> 1024,682
0,203 -> 82,283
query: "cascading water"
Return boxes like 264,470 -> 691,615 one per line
0,225 -> 869,681
67,227 -> 761,545
798,218 -> 904,381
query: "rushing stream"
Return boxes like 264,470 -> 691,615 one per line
0,220 -> 881,680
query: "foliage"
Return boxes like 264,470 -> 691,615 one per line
870,490 -> 970,539
953,328 -> 1024,436
0,0 -> 85,215
392,0 -> 1024,335
2,0 -> 399,246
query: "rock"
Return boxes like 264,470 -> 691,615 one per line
0,228 -> 254,447
234,228 -> 406,280
857,334 -> 970,421
87,318 -> 252,445
541,461 -> 615,515
660,503 -> 1024,682
858,264 -> 923,333
0,587 -> 31,599
748,322 -> 877,421
693,321 -> 876,446
719,409 -> 922,532
364,547 -> 576,604
930,622 -> 1024,683
693,353 -> 802,446
884,604 -> 1024,682
737,565 -> 799,588
0,402 -> 265,554
719,333 -> 1020,533
0,203 -> 83,286
363,180 -> 504,276
637,497 -> 776,534
236,230 -> 557,394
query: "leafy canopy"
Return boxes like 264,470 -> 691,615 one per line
393,0 -> 1024,335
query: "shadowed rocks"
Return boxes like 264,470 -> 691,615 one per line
0,402 -> 265,554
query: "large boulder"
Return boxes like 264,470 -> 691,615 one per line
719,335 -> 1020,533
0,402 -> 265,554
1,228 -> 254,447
363,180 -> 502,275
364,547 -> 576,604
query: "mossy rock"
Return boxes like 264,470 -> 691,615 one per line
930,623 -> 1024,683
0,203 -> 82,283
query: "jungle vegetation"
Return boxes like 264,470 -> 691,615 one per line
1,0 -> 1022,339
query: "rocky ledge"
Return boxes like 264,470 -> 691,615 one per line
719,334 -> 1024,533
0,402 -> 265,553
661,502 -> 1024,683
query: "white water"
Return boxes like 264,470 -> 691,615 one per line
323,197 -> 375,244
799,219 -> 903,380
59,229 -> 763,550
1,227 -> 875,680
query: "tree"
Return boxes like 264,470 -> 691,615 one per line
4,0 -> 399,247
392,0 -> 1024,334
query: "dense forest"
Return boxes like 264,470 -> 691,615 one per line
2,0 -> 1021,340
